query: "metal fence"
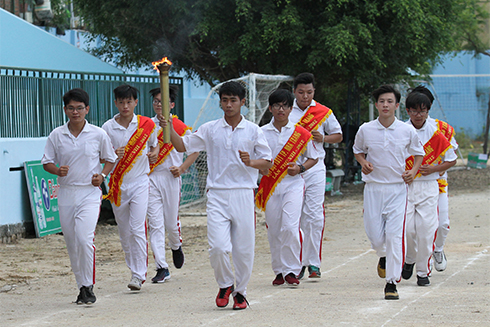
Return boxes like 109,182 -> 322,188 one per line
0,66 -> 184,138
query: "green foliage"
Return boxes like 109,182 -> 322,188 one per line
73,0 -> 486,111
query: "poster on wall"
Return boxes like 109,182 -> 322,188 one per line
24,160 -> 61,237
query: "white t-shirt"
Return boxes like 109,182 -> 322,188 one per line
406,117 -> 458,182
261,119 -> 318,194
102,114 -> 158,183
183,116 -> 272,190
353,117 -> 425,184
42,121 -> 117,186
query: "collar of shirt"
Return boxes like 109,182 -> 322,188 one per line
293,99 -> 316,112
61,120 -> 91,136
406,115 -> 431,131
220,115 -> 246,129
376,117 -> 399,130
264,118 -> 294,133
113,113 -> 138,130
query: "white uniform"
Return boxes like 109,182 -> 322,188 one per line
353,117 -> 424,283
261,120 -> 318,277
102,114 -> 158,281
147,116 -> 190,270
405,118 -> 457,277
435,128 -> 458,252
42,121 -> 117,289
289,99 -> 342,269
183,116 -> 272,296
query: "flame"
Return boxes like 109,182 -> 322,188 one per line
152,57 -> 173,70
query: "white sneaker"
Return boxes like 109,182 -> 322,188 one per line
433,251 -> 447,271
127,276 -> 142,291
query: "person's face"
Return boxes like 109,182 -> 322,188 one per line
269,102 -> 292,125
115,97 -> 138,118
64,100 -> 89,123
293,83 -> 315,110
220,94 -> 245,119
152,93 -> 175,116
407,106 -> 428,129
375,92 -> 399,120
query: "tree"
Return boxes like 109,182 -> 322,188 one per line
74,0 -> 485,108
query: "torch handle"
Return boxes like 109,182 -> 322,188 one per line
159,70 -> 171,143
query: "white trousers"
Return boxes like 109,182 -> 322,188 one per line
406,180 -> 439,277
58,185 -> 101,289
111,177 -> 149,281
300,165 -> 326,268
435,182 -> 450,252
148,171 -> 183,269
363,182 -> 407,284
207,188 -> 255,296
265,183 -> 304,276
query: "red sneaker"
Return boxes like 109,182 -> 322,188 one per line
284,273 -> 300,286
272,274 -> 284,286
216,285 -> 234,307
233,293 -> 248,310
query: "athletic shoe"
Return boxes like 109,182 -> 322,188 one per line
308,265 -> 321,278
128,276 -> 142,291
216,285 -> 234,307
297,266 -> 306,280
377,257 -> 386,278
417,275 -> 430,286
172,246 -> 185,269
285,273 -> 300,286
272,274 -> 284,286
402,263 -> 414,280
233,293 -> 248,310
76,285 -> 96,305
151,267 -> 171,283
433,251 -> 447,272
384,282 -> 399,300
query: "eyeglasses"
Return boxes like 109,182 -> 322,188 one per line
408,109 -> 428,116
66,106 -> 86,112
271,103 -> 290,111
152,100 -> 161,105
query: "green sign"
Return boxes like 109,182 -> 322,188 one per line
24,160 -> 62,237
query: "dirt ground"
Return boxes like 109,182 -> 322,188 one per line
1,167 -> 489,326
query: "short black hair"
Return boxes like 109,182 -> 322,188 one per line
219,81 -> 246,100
149,85 -> 179,103
293,73 -> 315,89
63,88 -> 89,107
408,85 -> 434,104
114,84 -> 139,100
372,85 -> 401,103
269,88 -> 294,107
405,92 -> 431,111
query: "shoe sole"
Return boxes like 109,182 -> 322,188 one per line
128,284 -> 141,291
152,276 -> 171,283
308,273 -> 321,278
385,294 -> 399,300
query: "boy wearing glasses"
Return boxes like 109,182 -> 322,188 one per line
102,84 -> 159,291
401,91 -> 457,286
353,85 -> 424,300
147,86 -> 198,283
42,88 -> 117,304
256,89 -> 318,287
159,81 -> 272,310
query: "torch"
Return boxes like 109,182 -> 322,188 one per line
152,57 -> 173,143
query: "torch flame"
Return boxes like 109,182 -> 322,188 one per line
152,57 -> 173,70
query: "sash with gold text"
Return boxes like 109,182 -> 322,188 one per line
149,115 -> 191,174
296,102 -> 332,132
436,119 -> 455,142
104,115 -> 155,206
405,130 -> 452,179
255,125 -> 312,211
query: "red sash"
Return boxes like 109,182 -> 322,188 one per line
255,125 -> 312,210
149,116 -> 191,174
104,115 -> 155,206
436,119 -> 454,142
406,130 -> 452,178
296,102 -> 332,132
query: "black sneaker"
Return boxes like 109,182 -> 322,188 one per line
417,275 -> 430,286
377,257 -> 386,278
172,246 -> 185,269
151,268 -> 171,283
384,282 -> 399,300
76,288 -> 85,305
297,266 -> 306,280
402,263 -> 414,280
84,285 -> 96,304
233,292 -> 249,310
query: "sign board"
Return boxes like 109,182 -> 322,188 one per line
24,160 -> 62,237
467,152 -> 488,169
